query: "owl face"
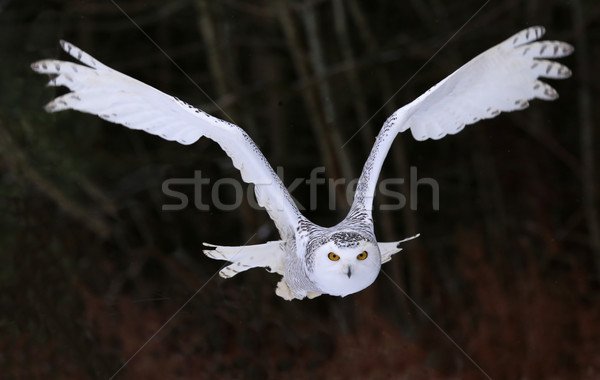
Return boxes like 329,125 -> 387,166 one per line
310,238 -> 381,297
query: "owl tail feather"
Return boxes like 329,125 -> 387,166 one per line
202,240 -> 285,278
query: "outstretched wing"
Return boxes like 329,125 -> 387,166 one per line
31,40 -> 302,239
351,26 -> 573,212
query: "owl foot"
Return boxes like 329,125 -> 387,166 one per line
275,279 -> 295,300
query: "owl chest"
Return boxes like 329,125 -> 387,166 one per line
280,238 -> 321,295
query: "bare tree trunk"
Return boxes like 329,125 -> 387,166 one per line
347,0 -> 421,313
0,121 -> 110,238
274,0 -> 351,215
572,0 -> 600,276
194,0 -> 257,241
300,3 -> 354,185
331,0 -> 375,151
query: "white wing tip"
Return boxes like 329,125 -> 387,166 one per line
202,242 -> 220,258
533,25 -> 546,37
397,233 -> 420,246
30,60 -> 55,74
59,40 -> 76,56
30,61 -> 41,72
44,103 -> 58,113
533,81 -> 559,100
512,26 -> 546,45
558,43 -> 575,57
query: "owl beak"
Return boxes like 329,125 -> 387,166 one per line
346,266 -> 352,278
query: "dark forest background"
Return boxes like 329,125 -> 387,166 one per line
2,0 -> 600,378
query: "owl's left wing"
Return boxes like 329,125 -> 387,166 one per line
351,26 -> 573,213
31,41 -> 303,239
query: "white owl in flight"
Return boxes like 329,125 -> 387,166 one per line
32,26 -> 572,300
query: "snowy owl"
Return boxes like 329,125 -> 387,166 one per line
32,26 -> 572,300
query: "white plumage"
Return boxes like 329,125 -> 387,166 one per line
401,26 -> 571,141
32,27 -> 572,300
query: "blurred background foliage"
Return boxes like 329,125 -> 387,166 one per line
1,0 -> 599,378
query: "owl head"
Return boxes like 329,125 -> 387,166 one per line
309,232 -> 381,297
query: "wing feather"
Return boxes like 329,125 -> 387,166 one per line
350,26 -> 573,213
32,41 -> 302,238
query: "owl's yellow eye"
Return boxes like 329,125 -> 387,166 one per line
357,251 -> 368,260
328,252 -> 340,261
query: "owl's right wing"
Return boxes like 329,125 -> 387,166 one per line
351,26 -> 573,213
31,41 -> 303,239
